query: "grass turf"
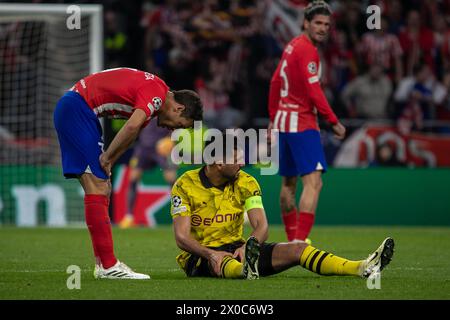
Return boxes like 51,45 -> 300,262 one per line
0,226 -> 449,300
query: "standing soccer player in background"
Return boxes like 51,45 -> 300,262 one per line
268,1 -> 346,242
119,119 -> 177,229
53,68 -> 202,279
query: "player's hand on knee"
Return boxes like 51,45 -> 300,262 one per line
99,153 -> 112,177
208,251 -> 232,277
232,245 -> 245,262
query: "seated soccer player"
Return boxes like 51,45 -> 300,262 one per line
170,138 -> 394,279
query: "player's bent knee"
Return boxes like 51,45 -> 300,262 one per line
79,173 -> 111,196
281,177 -> 297,189
92,182 -> 110,197
304,180 -> 323,193
316,178 -> 323,191
290,242 -> 308,258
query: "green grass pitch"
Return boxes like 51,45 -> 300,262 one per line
0,226 -> 449,300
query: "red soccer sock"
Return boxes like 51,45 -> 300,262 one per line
295,211 -> 315,241
84,194 -> 117,269
281,209 -> 297,241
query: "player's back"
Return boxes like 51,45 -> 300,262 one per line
71,67 -> 169,120
274,34 -> 322,132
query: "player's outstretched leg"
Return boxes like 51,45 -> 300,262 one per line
94,260 -> 150,280
298,238 -> 394,277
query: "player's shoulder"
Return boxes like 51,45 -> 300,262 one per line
236,170 -> 261,194
236,169 -> 257,183
174,167 -> 202,189
292,34 -> 317,55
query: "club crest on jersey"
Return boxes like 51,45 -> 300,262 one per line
308,62 -> 317,74
152,97 -> 162,110
147,97 -> 162,113
172,196 -> 182,207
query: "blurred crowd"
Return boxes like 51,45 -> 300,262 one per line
97,0 -> 450,134
3,0 -> 450,133
3,0 -> 450,137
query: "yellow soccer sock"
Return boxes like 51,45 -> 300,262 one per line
299,245 -> 363,276
221,256 -> 244,279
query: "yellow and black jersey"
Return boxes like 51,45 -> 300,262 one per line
170,166 -> 264,270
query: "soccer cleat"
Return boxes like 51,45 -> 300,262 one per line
118,214 -> 135,229
94,263 -> 102,279
94,260 -> 150,280
361,237 -> 395,278
242,236 -> 260,280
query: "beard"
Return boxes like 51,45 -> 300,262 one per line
223,169 -> 240,182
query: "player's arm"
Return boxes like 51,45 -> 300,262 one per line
173,216 -> 232,276
232,205 -> 268,262
233,177 -> 268,261
242,179 -> 268,244
171,181 -> 231,276
247,207 -> 269,242
267,62 -> 282,143
173,215 -> 216,259
298,52 -> 346,139
268,62 -> 282,123
99,109 -> 147,176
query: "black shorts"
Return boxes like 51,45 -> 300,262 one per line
184,241 -> 277,278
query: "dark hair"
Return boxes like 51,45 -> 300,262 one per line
204,132 -> 240,162
173,89 -> 203,121
304,0 -> 332,22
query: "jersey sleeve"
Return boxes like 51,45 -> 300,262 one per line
170,175 -> 192,219
135,81 -> 167,119
239,174 -> 264,211
268,61 -> 282,122
296,48 -> 338,125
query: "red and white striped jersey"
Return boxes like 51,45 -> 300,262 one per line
71,68 -> 169,122
268,34 -> 338,133
360,33 -> 403,70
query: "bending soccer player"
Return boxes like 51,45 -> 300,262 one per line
268,1 -> 346,243
53,67 -> 202,279
170,141 -> 394,279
